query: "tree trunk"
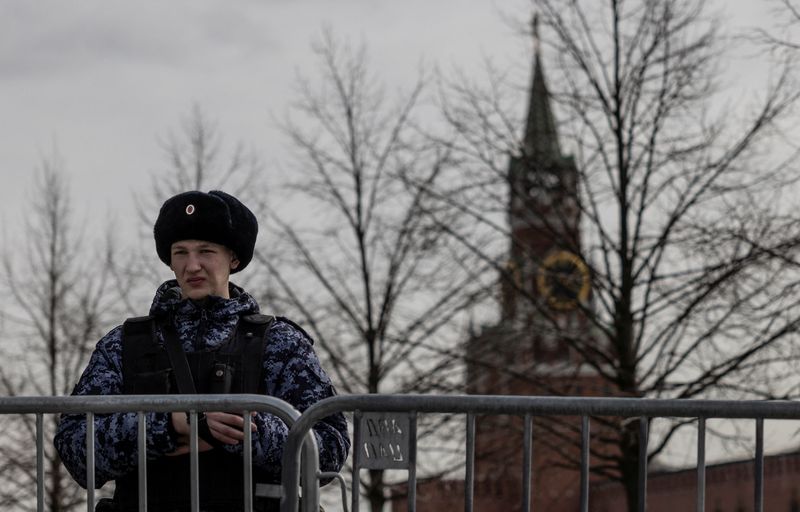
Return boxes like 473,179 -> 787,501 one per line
367,469 -> 385,512
620,420 -> 642,512
48,453 -> 62,512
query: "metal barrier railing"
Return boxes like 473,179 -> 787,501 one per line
5,394 -> 800,512
0,394 -> 320,512
281,394 -> 800,512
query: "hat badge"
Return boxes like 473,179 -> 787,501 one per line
185,204 -> 195,215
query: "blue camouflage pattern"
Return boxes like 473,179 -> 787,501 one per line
54,280 -> 350,488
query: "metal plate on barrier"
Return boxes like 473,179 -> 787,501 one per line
359,412 -> 410,470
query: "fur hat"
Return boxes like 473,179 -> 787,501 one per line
153,190 -> 257,273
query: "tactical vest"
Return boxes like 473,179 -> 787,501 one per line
113,313 -> 276,512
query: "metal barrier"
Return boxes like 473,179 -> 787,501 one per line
0,394 -> 321,512
281,394 -> 800,512
5,393 -> 800,512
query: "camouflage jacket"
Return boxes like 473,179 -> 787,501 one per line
54,280 -> 350,488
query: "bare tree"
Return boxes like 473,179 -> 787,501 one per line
413,1 -> 800,510
0,153 -> 118,511
753,0 -> 800,50
136,103 -> 265,223
263,31 -> 496,512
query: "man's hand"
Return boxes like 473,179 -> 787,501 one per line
203,412 -> 258,445
168,411 -> 257,455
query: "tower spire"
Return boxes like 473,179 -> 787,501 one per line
523,13 -> 561,161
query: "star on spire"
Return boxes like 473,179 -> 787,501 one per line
532,13 -> 541,57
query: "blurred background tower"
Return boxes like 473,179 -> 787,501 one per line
461,16 -> 612,511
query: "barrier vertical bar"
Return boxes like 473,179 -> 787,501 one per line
190,411 -> 199,512
638,417 -> 649,512
137,412 -> 148,512
696,418 -> 705,512
243,410 -> 253,512
87,412 -> 95,512
299,434 -> 320,512
36,413 -> 44,512
579,416 -> 589,512
522,414 -> 532,512
754,418 -> 764,512
465,413 -> 475,512
408,411 -> 418,512
352,410 -> 362,512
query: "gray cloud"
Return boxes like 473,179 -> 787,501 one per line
0,1 -> 282,80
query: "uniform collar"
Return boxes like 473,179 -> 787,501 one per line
148,279 -> 259,320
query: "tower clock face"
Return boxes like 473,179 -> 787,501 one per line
536,251 -> 591,310
526,170 -> 560,203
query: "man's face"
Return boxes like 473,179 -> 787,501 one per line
169,240 -> 239,300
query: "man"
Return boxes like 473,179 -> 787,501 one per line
55,190 -> 350,512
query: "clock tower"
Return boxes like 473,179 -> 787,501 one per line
468,16 -> 597,394
463,17 -> 610,512
499,15 -> 585,335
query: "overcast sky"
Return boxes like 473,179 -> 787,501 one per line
0,1 -> 526,232
0,1 -> 776,238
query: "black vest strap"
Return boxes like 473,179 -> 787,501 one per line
160,320 -> 197,394
236,314 -> 274,393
